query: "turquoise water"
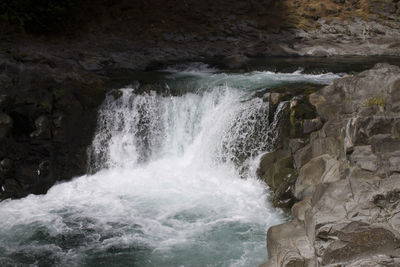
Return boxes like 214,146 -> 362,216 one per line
0,64 -> 339,267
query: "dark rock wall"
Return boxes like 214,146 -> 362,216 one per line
0,54 -> 106,200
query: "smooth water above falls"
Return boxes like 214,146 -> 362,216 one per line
0,64 -> 340,267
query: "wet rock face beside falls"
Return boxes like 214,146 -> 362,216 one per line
262,63 -> 400,266
0,59 -> 106,200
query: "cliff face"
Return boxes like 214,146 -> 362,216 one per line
261,63 -> 400,266
1,0 -> 400,71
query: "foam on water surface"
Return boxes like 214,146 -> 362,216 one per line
0,66 -> 339,267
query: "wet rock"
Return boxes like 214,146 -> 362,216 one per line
257,149 -> 297,208
38,160 -> 50,177
269,93 -> 282,106
0,113 -> 13,138
2,179 -> 22,197
30,115 -> 51,140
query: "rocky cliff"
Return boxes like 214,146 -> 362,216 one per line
261,63 -> 400,266
0,52 -> 107,199
1,0 -> 400,72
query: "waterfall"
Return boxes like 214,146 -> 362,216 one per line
0,64 -> 339,267
88,83 -> 286,174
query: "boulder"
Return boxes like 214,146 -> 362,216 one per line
349,145 -> 378,172
264,221 -> 315,267
294,154 -> 343,200
289,96 -> 317,138
293,143 -> 313,170
291,197 -> 311,223
289,138 -> 306,154
258,149 -> 297,208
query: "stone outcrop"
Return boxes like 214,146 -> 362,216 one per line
0,55 -> 107,199
263,63 -> 400,266
1,0 -> 400,76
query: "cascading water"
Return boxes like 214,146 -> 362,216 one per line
0,64 -> 339,267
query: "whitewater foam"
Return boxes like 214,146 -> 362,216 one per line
0,68 -> 339,267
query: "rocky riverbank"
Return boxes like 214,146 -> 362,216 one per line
261,63 -> 400,266
2,0 -> 400,73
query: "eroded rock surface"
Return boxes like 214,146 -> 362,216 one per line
263,64 -> 400,266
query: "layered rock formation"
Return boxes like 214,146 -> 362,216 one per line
262,63 -> 400,266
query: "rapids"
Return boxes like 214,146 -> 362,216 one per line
0,64 -> 340,266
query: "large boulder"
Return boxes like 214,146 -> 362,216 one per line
263,221 -> 315,267
257,149 -> 297,208
294,154 -> 344,200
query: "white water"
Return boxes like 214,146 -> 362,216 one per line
0,66 -> 339,267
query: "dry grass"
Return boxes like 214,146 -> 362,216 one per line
257,0 -> 389,31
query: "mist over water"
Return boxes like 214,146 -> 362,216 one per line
0,64 -> 339,267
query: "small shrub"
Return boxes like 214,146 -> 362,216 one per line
364,96 -> 387,108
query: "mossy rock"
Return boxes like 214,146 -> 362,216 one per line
257,149 -> 298,209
